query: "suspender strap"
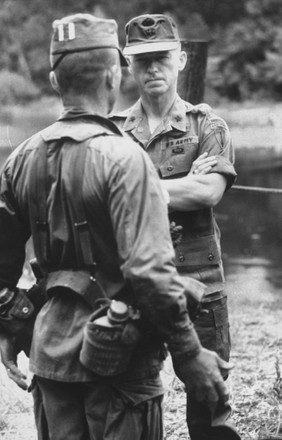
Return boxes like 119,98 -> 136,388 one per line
64,138 -> 96,269
29,115 -> 122,271
28,137 -> 96,270
28,139 -> 51,265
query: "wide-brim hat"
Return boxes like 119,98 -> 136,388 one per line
123,14 -> 180,56
50,13 -> 128,69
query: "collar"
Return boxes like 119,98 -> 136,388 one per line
58,106 -> 96,120
41,107 -> 123,142
122,95 -> 195,133
122,100 -> 146,132
168,95 -> 194,131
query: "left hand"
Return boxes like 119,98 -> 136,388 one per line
0,332 -> 28,390
191,152 -> 217,175
170,221 -> 183,247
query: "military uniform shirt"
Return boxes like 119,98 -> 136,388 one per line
111,95 -> 237,295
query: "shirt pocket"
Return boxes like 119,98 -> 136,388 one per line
159,136 -> 199,178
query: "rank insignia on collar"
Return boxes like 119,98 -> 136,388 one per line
174,115 -> 182,122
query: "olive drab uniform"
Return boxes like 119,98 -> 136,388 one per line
111,95 -> 239,440
111,96 -> 236,292
0,108 -> 204,440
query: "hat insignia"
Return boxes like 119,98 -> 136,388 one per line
143,28 -> 156,38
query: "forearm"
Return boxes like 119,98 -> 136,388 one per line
161,173 -> 227,211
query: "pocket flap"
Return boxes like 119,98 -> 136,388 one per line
175,235 -> 221,267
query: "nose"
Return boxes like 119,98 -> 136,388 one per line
147,59 -> 158,73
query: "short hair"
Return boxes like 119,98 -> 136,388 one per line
53,48 -> 120,95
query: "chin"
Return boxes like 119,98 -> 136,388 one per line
145,84 -> 168,96
147,88 -> 167,97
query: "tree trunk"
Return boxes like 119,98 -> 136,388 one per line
177,40 -> 209,105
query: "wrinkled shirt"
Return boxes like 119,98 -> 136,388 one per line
111,96 -> 237,294
0,110 -> 200,381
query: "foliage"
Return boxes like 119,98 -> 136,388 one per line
0,70 -> 40,104
1,0 -> 282,103
210,0 -> 282,101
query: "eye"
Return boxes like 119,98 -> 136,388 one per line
135,57 -> 147,65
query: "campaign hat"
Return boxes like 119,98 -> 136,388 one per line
123,14 -> 180,56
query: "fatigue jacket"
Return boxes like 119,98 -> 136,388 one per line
0,109 -> 200,382
111,96 -> 237,294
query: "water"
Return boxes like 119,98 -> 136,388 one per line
216,167 -> 282,300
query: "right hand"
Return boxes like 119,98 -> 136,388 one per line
0,332 -> 28,391
175,347 -> 233,408
191,152 -> 218,175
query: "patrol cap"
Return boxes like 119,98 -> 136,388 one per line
50,13 -> 128,70
123,14 -> 180,56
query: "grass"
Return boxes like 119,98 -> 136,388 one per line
0,354 -> 35,440
0,280 -> 281,439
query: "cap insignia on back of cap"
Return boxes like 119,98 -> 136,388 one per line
56,22 -> 76,42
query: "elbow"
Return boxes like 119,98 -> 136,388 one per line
200,189 -> 223,208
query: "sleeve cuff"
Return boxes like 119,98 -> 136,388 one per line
167,323 -> 201,361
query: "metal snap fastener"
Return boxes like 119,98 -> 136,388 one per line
167,165 -> 174,172
208,253 -> 214,261
178,255 -> 185,263
22,307 -> 29,314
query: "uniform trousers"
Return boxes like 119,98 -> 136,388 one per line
186,294 -> 241,440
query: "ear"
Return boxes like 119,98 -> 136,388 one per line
49,71 -> 59,92
126,56 -> 132,74
178,50 -> 187,72
106,64 -> 121,90
106,66 -> 115,90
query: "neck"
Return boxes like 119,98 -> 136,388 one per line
62,94 -> 109,117
140,89 -> 177,119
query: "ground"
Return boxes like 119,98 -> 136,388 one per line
162,264 -> 282,440
1,276 -> 281,440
